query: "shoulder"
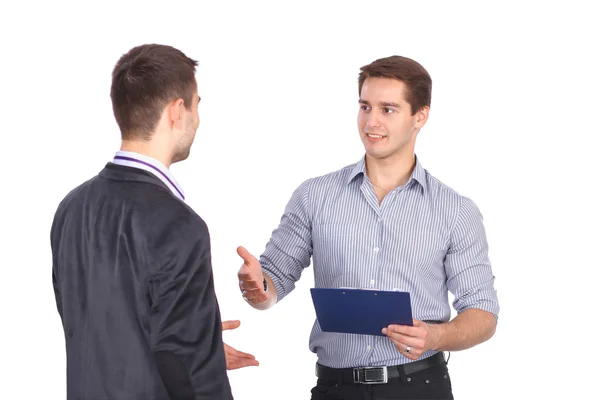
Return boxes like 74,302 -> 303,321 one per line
424,172 -> 464,203
53,173 -> 208,242
422,169 -> 484,225
289,160 -> 360,201
143,191 -> 208,241
51,176 -> 96,228
307,161 -> 358,188
281,160 -> 366,218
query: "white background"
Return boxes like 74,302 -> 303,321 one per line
1,1 -> 599,399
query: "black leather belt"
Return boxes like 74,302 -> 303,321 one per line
316,352 -> 446,385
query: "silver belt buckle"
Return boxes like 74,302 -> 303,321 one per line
353,366 -> 388,384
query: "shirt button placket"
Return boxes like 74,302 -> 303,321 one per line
369,216 -> 384,365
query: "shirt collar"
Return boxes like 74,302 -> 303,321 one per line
111,150 -> 185,201
347,154 -> 427,195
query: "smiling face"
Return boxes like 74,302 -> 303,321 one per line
357,77 -> 429,162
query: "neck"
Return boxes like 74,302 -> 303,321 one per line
120,139 -> 173,168
365,152 -> 416,191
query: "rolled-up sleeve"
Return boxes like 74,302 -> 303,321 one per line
260,179 -> 313,302
445,197 -> 500,318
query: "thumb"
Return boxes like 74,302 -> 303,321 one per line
237,246 -> 259,267
222,320 -> 241,331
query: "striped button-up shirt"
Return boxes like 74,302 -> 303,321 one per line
260,155 -> 499,368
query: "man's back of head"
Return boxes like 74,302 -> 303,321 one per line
110,44 -> 202,165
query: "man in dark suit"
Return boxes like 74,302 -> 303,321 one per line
50,44 -> 256,400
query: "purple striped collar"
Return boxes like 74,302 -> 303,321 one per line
112,151 -> 185,201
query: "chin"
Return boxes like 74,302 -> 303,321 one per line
365,151 -> 387,160
362,143 -> 387,159
172,149 -> 191,164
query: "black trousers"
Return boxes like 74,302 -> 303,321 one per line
310,359 -> 453,400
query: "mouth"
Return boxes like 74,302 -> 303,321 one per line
365,133 -> 387,141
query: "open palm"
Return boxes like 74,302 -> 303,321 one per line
222,320 -> 259,370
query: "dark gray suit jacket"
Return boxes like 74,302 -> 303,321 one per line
51,162 -> 233,400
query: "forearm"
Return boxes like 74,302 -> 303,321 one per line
430,308 -> 497,352
245,178 -> 313,311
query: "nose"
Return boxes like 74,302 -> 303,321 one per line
365,111 -> 381,130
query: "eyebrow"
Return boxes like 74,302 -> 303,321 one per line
359,99 -> 401,108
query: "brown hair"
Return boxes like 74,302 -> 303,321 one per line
110,44 -> 198,140
358,56 -> 432,115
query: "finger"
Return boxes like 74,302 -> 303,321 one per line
222,320 -> 241,331
243,287 -> 267,296
239,279 -> 261,291
386,335 -> 410,353
227,357 -> 260,370
237,246 -> 259,266
382,328 -> 426,350
237,265 -> 256,281
382,328 -> 407,343
243,291 -> 268,302
238,267 -> 262,288
242,290 -> 268,303
382,327 -> 411,339
228,351 -> 257,361
225,346 -> 257,360
386,324 -> 425,338
387,336 -> 420,360
386,324 -> 419,336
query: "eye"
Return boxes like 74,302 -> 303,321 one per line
360,105 -> 371,111
383,107 -> 394,114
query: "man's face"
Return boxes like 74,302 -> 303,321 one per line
357,77 -> 427,161
172,90 -> 200,163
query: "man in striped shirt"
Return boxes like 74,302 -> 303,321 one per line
238,55 -> 499,399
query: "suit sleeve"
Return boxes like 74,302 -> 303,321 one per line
50,206 -> 63,321
147,214 -> 232,400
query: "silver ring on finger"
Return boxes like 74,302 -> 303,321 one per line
406,346 -> 411,353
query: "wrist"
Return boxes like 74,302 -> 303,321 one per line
251,291 -> 276,310
248,272 -> 277,310
428,323 -> 445,352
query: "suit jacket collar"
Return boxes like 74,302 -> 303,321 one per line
111,151 -> 185,200
99,162 -> 177,197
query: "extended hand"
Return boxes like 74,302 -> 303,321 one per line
237,246 -> 268,304
222,320 -> 259,370
382,319 -> 440,361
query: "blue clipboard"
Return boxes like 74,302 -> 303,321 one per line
310,288 -> 413,336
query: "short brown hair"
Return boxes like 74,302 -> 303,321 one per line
110,44 -> 198,140
358,56 -> 432,115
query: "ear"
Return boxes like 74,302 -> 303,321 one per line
414,106 -> 429,129
167,98 -> 186,128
